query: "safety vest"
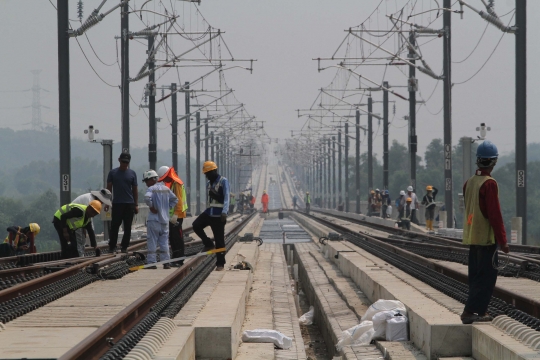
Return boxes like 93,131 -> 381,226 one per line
424,194 -> 436,208
54,204 -> 91,230
206,176 -> 225,209
463,175 -> 497,246
305,195 -> 311,204
169,182 -> 188,218
230,197 -> 236,206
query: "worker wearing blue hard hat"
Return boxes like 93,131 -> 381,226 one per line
460,140 -> 509,324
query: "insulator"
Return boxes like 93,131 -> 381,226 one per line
130,30 -> 159,37
77,0 -> 84,21
415,27 -> 443,34
479,11 -> 510,32
73,13 -> 103,37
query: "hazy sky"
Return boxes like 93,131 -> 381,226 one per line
0,0 -> 537,162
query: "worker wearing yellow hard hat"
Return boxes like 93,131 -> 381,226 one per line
421,185 -> 439,231
193,160 -> 230,271
0,223 -> 41,258
52,200 -> 102,259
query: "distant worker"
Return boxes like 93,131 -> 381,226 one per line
381,190 -> 391,218
72,189 -> 112,256
0,224 -> 40,258
249,193 -> 256,210
53,201 -> 101,259
304,191 -> 311,214
143,170 -> 178,269
461,140 -> 508,324
368,190 -> 382,217
396,190 -> 406,220
158,166 -> 188,267
421,185 -> 439,231
107,152 -> 138,253
292,194 -> 298,209
406,186 -> 419,225
399,197 -> 413,230
192,161 -> 230,271
261,190 -> 269,213
229,194 -> 236,214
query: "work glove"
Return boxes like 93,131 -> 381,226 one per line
220,213 -> 227,224
170,214 -> 178,224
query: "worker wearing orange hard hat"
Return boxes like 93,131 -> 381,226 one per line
261,190 -> 269,213
192,161 -> 230,271
52,200 -> 102,259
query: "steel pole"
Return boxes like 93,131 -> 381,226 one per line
345,122 -> 349,212
57,0 -> 71,206
409,33 -> 417,189
332,136 -> 336,208
148,36 -> 156,170
102,140 -> 113,241
516,0 -> 527,243
185,82 -> 191,211
355,110 -> 361,213
120,2 -> 129,153
443,0 -> 453,228
368,97 -> 373,191
338,126 -> 343,208
383,81 -> 389,190
196,112 -> 201,215
171,83 -> 178,170
211,132 -> 214,160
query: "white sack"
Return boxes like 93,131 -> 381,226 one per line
242,329 -> 293,349
372,310 -> 397,340
335,321 -> 375,352
386,205 -> 393,216
386,315 -> 408,341
361,299 -> 407,322
299,306 -> 314,326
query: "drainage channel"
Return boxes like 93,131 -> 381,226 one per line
259,217 -> 312,243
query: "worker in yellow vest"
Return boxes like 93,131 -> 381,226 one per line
460,140 -> 509,324
52,201 -> 102,259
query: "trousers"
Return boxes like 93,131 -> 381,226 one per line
425,206 -> 436,221
169,218 -> 184,259
192,212 -> 226,266
109,203 -> 135,251
74,228 -> 87,256
464,244 -> 498,315
147,221 -> 170,264
53,219 -> 78,259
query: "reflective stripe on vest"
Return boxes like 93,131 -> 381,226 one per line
206,177 -> 225,209
54,203 -> 90,230
462,175 -> 497,246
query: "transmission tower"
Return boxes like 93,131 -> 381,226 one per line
30,70 -> 44,131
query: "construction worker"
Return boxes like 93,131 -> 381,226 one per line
192,161 -> 230,271
107,152 -> 138,253
368,190 -> 381,217
406,186 -> 420,225
157,166 -> 188,267
399,197 -> 413,230
421,186 -> 439,231
381,190 -> 391,218
261,190 -> 269,213
249,193 -> 256,210
304,191 -> 311,214
461,140 -> 509,324
292,194 -> 298,209
0,224 -> 40,257
396,190 -> 406,220
53,201 -> 101,259
143,170 -> 178,269
72,189 -> 112,256
229,194 -> 236,214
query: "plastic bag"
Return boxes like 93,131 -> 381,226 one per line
386,205 -> 393,216
299,306 -> 314,325
242,329 -> 292,349
335,321 -> 374,352
372,310 -> 397,340
361,299 -> 407,322
387,315 -> 408,341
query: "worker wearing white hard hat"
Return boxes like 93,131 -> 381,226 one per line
396,190 -> 407,220
406,186 -> 419,225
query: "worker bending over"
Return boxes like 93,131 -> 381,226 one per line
261,190 -> 269,213
143,170 -> 178,269
192,161 -> 230,271
0,224 -> 40,257
158,166 -> 188,267
53,201 -> 101,258
421,185 -> 438,231
72,188 -> 112,256
461,140 -> 509,324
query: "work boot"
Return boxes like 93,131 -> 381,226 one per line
163,264 -> 171,270
121,248 -> 128,254
215,266 -> 225,271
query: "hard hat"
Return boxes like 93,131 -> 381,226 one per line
29,223 -> 40,235
370,190 -> 375,194
142,170 -> 159,182
263,190 -> 267,194
375,188 -> 380,192
157,166 -> 170,178
407,186 -> 414,192
91,188 -> 112,206
88,200 -> 102,214
399,190 -> 406,196
406,197 -> 412,202
476,140 -> 498,159
426,185 -> 433,191
202,161 -> 218,174
384,190 -> 389,195
231,193 -> 235,197
306,191 -> 310,194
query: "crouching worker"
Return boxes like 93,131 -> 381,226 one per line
143,170 -> 178,269
53,201 -> 101,258
193,161 -> 229,272
0,224 -> 40,257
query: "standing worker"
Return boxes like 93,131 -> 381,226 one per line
107,153 -> 138,253
157,166 -> 188,267
399,197 -> 413,230
261,190 -> 269,213
406,186 -> 420,225
292,194 -> 298,209
0,224 -> 40,257
397,190 -> 406,220
143,170 -> 178,269
72,189 -> 112,256
192,161 -> 230,271
381,190 -> 391,218
52,201 -> 101,258
249,193 -> 256,211
304,191 -> 311,214
461,140 -> 509,324
229,194 -> 236,214
421,186 -> 439,231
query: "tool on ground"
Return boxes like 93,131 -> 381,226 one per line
128,248 -> 226,271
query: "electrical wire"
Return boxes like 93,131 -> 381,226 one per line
74,37 -> 118,88
452,22 -> 489,64
85,34 -> 117,67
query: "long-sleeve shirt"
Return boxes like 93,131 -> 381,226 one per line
463,169 -> 507,246
204,175 -> 230,217
145,182 -> 178,224
5,226 -> 35,253
422,187 -> 439,208
261,194 -> 269,204
53,208 -> 96,247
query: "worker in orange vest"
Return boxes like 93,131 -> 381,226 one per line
261,190 -> 269,213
